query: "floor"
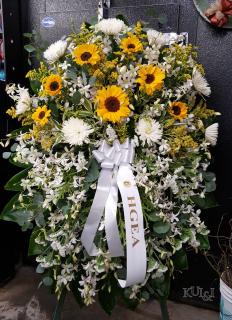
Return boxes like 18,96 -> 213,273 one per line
0,267 -> 219,320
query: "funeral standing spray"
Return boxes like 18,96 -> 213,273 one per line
1,18 -> 219,319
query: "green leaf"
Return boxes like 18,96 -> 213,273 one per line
28,228 -> 44,256
71,91 -> 81,105
153,221 -> 171,235
172,249 -> 188,270
49,103 -> 60,120
98,287 -> 116,315
43,276 -> 53,286
36,264 -> 45,274
10,143 -> 18,152
148,213 -> 162,223
85,158 -> 100,184
23,32 -> 33,38
9,157 -> 31,169
1,193 -> 20,218
203,171 -> 215,182
151,273 -> 170,299
2,152 -> 11,159
192,193 -> 218,209
116,14 -> 129,26
197,234 -> 210,250
205,180 -> 216,193
4,168 -> 29,191
30,80 -> 41,94
24,44 -> 36,53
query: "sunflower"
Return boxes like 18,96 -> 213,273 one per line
169,102 -> 188,120
136,65 -> 165,96
120,35 -> 143,54
43,74 -> 62,96
32,105 -> 51,126
95,85 -> 130,123
72,44 -> 100,66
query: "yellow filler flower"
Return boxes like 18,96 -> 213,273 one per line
43,74 -> 62,96
95,85 -> 130,123
136,65 -> 165,96
32,105 -> 51,126
73,43 -> 100,66
120,35 -> 143,54
169,102 -> 188,120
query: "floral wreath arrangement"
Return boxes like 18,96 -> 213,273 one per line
1,17 -> 219,319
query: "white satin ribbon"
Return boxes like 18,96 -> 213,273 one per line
80,139 -> 147,287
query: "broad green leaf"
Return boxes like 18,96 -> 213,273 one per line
153,221 -> 171,235
71,91 -> 81,105
9,157 -> 31,169
148,213 -> 162,223
4,168 -> 30,191
1,193 -> 20,218
2,152 -> 11,159
43,276 -> 53,286
28,228 -> 44,256
151,273 -> 170,299
85,158 -> 100,183
172,249 -> 188,270
205,180 -> 216,193
197,234 -> 210,250
24,44 -> 36,53
30,80 -> 41,94
192,193 -> 218,209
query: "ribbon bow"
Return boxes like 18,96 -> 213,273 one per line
81,139 -> 147,288
205,0 -> 232,27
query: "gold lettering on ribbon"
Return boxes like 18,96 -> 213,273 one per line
127,196 -> 140,247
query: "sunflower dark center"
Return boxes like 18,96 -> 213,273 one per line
145,74 -> 155,84
105,97 -> 120,112
38,111 -> 45,119
81,52 -> 92,61
49,81 -> 59,91
127,43 -> 135,49
172,105 -> 181,115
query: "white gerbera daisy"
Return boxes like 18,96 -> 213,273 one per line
62,117 -> 93,146
205,123 -> 218,146
96,18 -> 126,35
43,40 -> 67,64
16,89 -> 31,115
136,118 -> 162,146
192,69 -> 211,96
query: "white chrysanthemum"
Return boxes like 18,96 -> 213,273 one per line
136,118 -> 162,146
62,117 -> 93,146
96,18 -> 126,35
192,69 -> 211,96
43,40 -> 67,64
16,89 -> 31,115
205,123 -> 218,146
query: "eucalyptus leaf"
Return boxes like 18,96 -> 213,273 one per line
153,221 -> 171,235
24,44 -> 36,53
43,276 -> 53,286
2,152 -> 11,159
172,249 -> 188,270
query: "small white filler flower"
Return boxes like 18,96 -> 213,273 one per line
205,123 -> 219,146
62,117 -> 93,146
96,18 -> 126,35
43,40 -> 67,64
192,69 -> 211,96
136,118 -> 162,146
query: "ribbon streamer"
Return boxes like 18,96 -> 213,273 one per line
81,139 -> 147,287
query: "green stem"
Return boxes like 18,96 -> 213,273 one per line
52,289 -> 67,320
159,299 -> 170,320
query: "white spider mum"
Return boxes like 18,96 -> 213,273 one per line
96,18 -> 126,35
43,40 -> 67,64
192,69 -> 211,96
62,117 -> 93,146
16,88 -> 31,115
205,123 -> 218,146
136,118 -> 162,146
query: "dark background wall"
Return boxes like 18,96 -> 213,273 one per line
10,0 -> 232,308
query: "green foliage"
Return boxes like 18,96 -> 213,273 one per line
197,234 -> 210,250
28,227 -> 44,255
172,249 -> 188,270
151,273 -> 171,299
153,220 -> 171,235
192,193 -> 218,209
4,168 -> 30,191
